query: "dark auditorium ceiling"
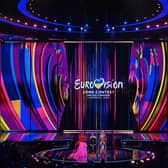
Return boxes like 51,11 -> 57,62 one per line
0,0 -> 168,40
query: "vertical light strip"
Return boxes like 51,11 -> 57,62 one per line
114,48 -> 117,128
96,43 -> 98,130
75,48 -> 76,128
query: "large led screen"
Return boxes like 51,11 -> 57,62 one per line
0,41 -> 167,131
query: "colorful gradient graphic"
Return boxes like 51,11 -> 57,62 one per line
0,41 -> 167,131
129,42 -> 168,131
0,42 -> 69,130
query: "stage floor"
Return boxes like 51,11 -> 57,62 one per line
0,131 -> 168,168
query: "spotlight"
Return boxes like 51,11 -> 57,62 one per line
85,23 -> 88,27
43,25 -> 47,29
84,28 -> 87,32
80,27 -> 83,31
54,27 -> 58,31
67,22 -> 71,26
124,21 -> 127,25
164,21 -> 168,25
4,16 -> 7,19
17,19 -> 20,23
122,27 -> 126,31
45,17 -> 48,20
107,28 -> 110,32
105,24 -> 109,28
10,18 -> 13,21
144,16 -> 147,19
33,24 -> 37,28
140,160 -> 144,163
147,151 -> 151,155
156,24 -> 160,28
146,158 -> 150,161
131,160 -> 135,164
146,25 -> 150,29
68,27 -> 72,32
135,27 -> 139,31
37,13 -> 40,17
54,19 -> 57,22
24,22 -> 28,26
136,19 -> 139,22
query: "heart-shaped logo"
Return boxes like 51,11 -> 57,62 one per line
94,78 -> 104,89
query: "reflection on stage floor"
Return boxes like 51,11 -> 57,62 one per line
0,131 -> 168,168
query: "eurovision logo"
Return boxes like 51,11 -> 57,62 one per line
74,78 -> 124,90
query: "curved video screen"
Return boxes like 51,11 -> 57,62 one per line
0,41 -> 167,131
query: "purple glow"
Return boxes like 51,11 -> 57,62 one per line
164,21 -> 168,25
33,24 -> 37,28
156,24 -> 160,28
24,22 -> 28,26
43,25 -> 47,29
146,25 -> 150,29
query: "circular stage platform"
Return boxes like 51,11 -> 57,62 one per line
33,132 -> 155,167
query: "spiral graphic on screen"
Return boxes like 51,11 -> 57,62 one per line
129,42 -> 167,131
0,42 -> 69,130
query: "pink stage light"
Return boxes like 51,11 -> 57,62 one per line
146,25 -> 150,29
33,24 -> 37,28
156,24 -> 160,28
43,25 -> 47,29
164,21 -> 168,25
24,22 -> 28,26
17,19 -> 20,23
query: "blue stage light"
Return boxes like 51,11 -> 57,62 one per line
105,24 -> 109,28
124,21 -> 127,25
84,28 -> 87,32
67,22 -> 71,26
107,28 -> 110,32
85,24 -> 88,27
54,19 -> 57,22
135,27 -> 139,31
122,27 -> 126,31
136,19 -> 139,22
80,27 -> 83,31
112,26 -> 115,30
54,27 -> 58,31
68,27 -> 72,32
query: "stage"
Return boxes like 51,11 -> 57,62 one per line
0,131 -> 168,168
